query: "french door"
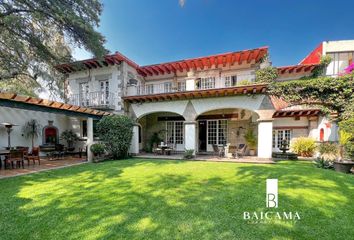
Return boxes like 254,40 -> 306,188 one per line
100,80 -> 110,105
206,120 -> 228,151
79,82 -> 89,106
272,129 -> 291,151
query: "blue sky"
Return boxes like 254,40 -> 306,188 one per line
74,0 -> 354,67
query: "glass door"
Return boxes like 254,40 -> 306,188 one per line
272,129 -> 291,151
79,82 -> 89,106
100,80 -> 109,105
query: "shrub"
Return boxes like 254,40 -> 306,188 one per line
244,128 -> 257,150
338,122 -> 354,160
60,130 -> 80,148
90,143 -> 105,156
183,149 -> 195,159
255,66 -> 278,83
314,157 -> 333,169
96,115 -> 134,159
237,80 -> 253,86
318,142 -> 338,160
290,137 -> 316,157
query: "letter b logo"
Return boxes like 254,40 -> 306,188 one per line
266,179 -> 278,208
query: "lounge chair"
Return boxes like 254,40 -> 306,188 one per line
212,144 -> 224,157
235,144 -> 247,158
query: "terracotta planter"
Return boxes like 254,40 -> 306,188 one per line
333,161 -> 354,173
249,149 -> 256,156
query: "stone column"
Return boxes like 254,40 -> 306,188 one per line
129,124 -> 140,155
184,121 -> 197,154
257,120 -> 273,159
87,117 -> 94,162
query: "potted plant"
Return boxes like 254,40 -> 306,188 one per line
60,130 -> 79,151
333,130 -> 354,173
90,143 -> 106,162
22,119 -> 42,150
244,128 -> 257,156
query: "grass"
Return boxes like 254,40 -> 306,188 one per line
0,159 -> 353,240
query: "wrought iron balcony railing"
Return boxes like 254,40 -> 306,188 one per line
68,91 -> 116,110
126,73 -> 256,96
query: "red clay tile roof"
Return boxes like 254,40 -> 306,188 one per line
277,64 -> 318,75
0,92 -> 112,117
56,51 -> 139,74
138,46 -> 268,77
269,96 -> 289,110
299,43 -> 323,65
56,47 -> 269,77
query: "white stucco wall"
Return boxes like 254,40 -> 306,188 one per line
0,106 -> 84,151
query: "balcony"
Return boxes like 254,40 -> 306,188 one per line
126,73 -> 255,96
68,91 -> 116,110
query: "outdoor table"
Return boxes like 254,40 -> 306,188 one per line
158,145 -> 172,155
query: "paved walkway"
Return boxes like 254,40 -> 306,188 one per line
0,157 -> 87,179
136,153 -> 275,164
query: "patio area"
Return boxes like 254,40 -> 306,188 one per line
0,156 -> 87,179
136,153 -> 275,164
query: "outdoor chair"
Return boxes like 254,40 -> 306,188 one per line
212,144 -> 224,157
16,147 -> 31,166
235,144 -> 247,158
7,149 -> 24,169
26,147 -> 41,165
152,143 -> 162,155
54,144 -> 65,159
165,143 -> 175,155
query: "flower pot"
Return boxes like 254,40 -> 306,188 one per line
249,149 -> 256,156
333,161 -> 354,173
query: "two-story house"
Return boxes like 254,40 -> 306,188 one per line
56,40 -> 354,159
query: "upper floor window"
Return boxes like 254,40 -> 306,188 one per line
327,52 -> 354,75
177,81 -> 186,91
164,82 -> 173,93
145,84 -> 154,94
225,75 -> 237,87
196,77 -> 215,89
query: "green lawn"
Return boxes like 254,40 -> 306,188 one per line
0,159 -> 353,240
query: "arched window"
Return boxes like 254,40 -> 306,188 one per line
319,128 -> 324,142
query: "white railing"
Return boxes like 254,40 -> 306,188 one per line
126,73 -> 256,96
68,91 -> 116,109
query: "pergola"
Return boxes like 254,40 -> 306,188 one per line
0,92 -> 112,162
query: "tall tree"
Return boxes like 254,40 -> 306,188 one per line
0,0 -> 108,97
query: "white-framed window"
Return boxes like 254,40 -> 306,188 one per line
198,77 -> 215,89
177,81 -> 186,91
225,75 -> 237,87
164,82 -> 173,93
79,82 -> 89,106
327,52 -> 353,75
100,80 -> 109,105
166,121 -> 184,145
145,84 -> 154,94
208,120 -> 228,145
272,129 -> 292,149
